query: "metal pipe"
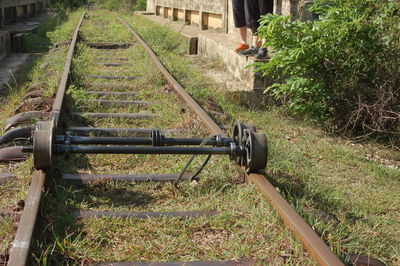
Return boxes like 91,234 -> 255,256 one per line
56,145 -> 239,155
21,146 -> 34,153
55,136 -> 234,146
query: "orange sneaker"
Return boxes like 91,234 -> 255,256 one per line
234,43 -> 249,53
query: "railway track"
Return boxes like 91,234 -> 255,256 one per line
1,10 -> 343,265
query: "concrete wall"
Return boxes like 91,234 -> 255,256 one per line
0,0 -> 49,27
0,31 -> 10,60
274,0 -> 315,21
0,0 -> 48,62
147,0 -> 315,32
148,0 -> 229,32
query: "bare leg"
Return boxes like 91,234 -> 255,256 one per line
252,35 -> 259,47
239,27 -> 247,44
234,27 -> 249,52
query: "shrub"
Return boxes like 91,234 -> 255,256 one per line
257,0 -> 400,141
49,0 -> 88,9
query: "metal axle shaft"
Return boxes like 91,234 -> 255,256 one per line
54,145 -> 242,156
54,135 -> 234,146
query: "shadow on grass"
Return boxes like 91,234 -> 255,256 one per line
226,90 -> 276,111
265,170 -> 374,225
265,170 -> 341,216
24,11 -> 69,53
30,168 -> 154,264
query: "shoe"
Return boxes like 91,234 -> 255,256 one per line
239,46 -> 259,56
256,47 -> 268,59
234,43 -> 249,52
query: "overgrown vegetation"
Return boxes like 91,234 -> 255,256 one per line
49,0 -> 88,9
24,12 -> 71,52
257,0 -> 400,143
95,0 -> 146,11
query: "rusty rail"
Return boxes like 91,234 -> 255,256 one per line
7,12 -> 86,266
115,13 -> 344,266
7,171 -> 46,266
51,12 -> 86,128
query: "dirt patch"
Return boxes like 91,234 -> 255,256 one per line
190,226 -> 230,249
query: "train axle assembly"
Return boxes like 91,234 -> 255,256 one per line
23,120 -> 268,173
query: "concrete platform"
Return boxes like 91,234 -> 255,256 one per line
0,53 -> 40,97
139,13 -> 271,91
0,13 -> 50,34
0,12 -> 50,100
197,31 -> 271,91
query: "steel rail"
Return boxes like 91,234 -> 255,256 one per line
115,13 -> 344,266
7,171 -> 45,266
7,12 -> 86,266
51,12 -> 86,128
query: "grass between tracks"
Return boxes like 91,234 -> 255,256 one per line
0,10 -> 85,263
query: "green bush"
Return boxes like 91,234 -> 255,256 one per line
257,0 -> 400,140
50,0 -> 88,9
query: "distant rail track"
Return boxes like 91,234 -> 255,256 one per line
3,10 -> 343,266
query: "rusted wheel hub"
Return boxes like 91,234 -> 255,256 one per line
33,121 -> 54,170
232,120 -> 268,173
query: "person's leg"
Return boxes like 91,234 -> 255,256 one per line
232,0 -> 249,52
240,0 -> 261,55
244,0 -> 260,33
252,35 -> 259,47
255,0 -> 274,59
239,26 -> 247,44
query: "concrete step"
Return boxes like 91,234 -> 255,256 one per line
0,53 -> 39,94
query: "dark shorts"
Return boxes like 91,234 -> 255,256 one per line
245,0 -> 274,33
232,0 -> 246,28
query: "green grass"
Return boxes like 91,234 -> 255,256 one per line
80,11 -> 133,42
